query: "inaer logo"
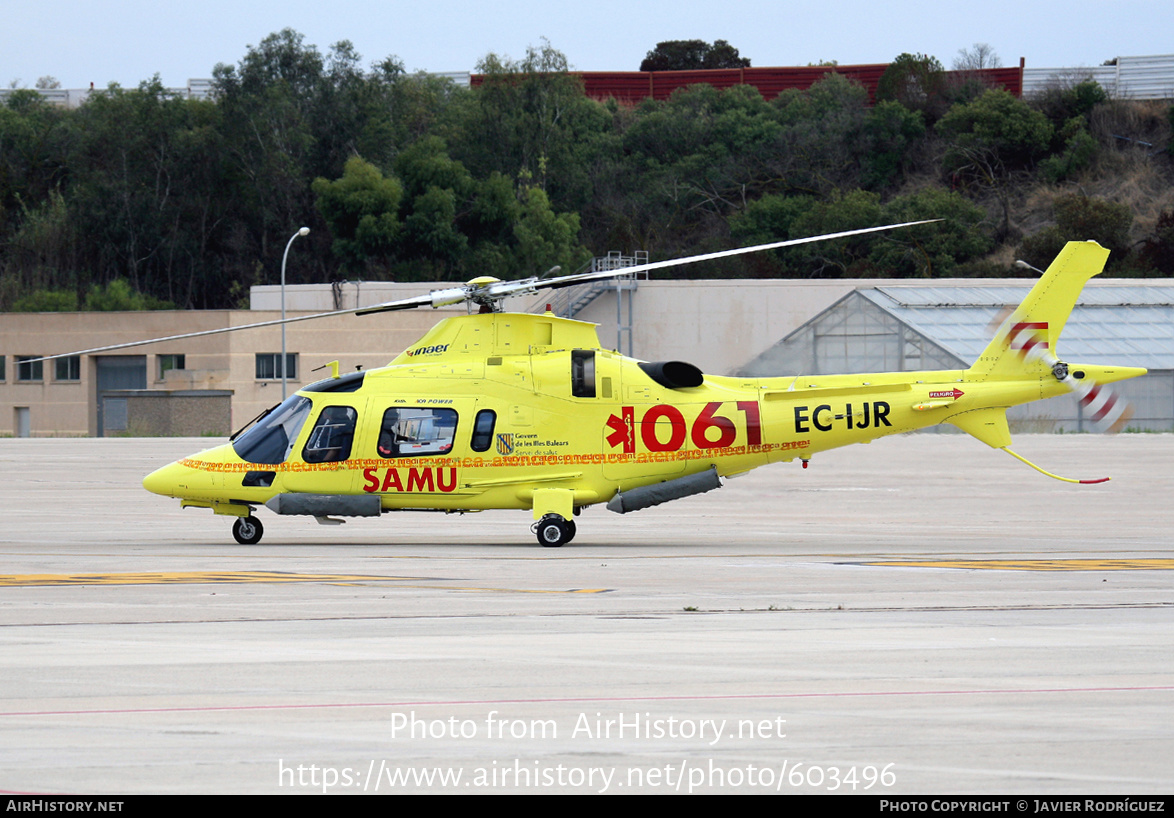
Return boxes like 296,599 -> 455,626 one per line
406,344 -> 450,357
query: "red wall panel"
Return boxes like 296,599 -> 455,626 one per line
472,63 -> 1024,105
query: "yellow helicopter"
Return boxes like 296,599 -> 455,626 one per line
135,223 -> 1145,546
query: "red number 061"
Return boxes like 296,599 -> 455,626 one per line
641,401 -> 761,452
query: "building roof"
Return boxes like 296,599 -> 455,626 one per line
862,285 -> 1174,371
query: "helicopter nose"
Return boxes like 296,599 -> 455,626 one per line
142,461 -> 189,498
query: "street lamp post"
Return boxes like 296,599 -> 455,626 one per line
281,227 -> 311,399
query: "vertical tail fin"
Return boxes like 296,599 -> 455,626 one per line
969,241 -> 1110,380
950,240 -> 1141,482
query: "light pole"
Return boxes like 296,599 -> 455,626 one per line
281,226 -> 310,399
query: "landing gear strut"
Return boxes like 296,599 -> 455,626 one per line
534,514 -> 576,547
232,515 -> 264,545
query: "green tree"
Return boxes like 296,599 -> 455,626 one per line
873,187 -> 992,277
212,29 -> 325,275
376,65 -> 467,155
83,278 -> 173,310
639,40 -> 751,71
938,89 -> 1053,169
1039,128 -> 1098,183
209,30 -> 462,293
1018,194 -> 1133,271
65,78 -> 235,307
731,187 -> 989,278
466,171 -> 519,247
1139,209 -> 1174,274
464,173 -> 590,279
877,53 -> 949,123
0,91 -> 68,210
392,138 -> 477,278
311,144 -> 591,281
1030,79 -> 1108,130
0,91 -> 75,295
788,190 -> 887,277
937,89 -> 1053,241
312,156 -> 403,273
393,136 -> 474,201
730,194 -> 816,245
610,74 -> 886,267
860,101 -> 926,189
450,40 -> 612,212
10,287 -> 78,311
772,73 -> 873,194
1029,79 -> 1107,176
728,193 -> 817,276
613,84 -> 780,260
5,189 -> 79,299
509,185 -> 590,277
400,186 -> 467,274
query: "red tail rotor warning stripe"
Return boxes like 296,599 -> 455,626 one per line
1005,320 -> 1132,434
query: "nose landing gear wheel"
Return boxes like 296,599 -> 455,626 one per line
535,514 -> 575,547
232,515 -> 264,545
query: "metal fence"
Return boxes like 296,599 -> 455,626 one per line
1024,54 -> 1174,100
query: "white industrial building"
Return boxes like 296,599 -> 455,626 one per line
739,284 -> 1174,432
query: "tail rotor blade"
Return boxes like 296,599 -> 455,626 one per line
1008,324 -> 1135,434
1070,379 -> 1134,433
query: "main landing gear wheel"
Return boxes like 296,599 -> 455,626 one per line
535,515 -> 575,547
232,515 -> 264,545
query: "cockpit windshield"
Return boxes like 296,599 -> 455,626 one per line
231,394 -> 312,464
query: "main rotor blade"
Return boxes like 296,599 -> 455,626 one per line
535,220 -> 942,292
355,289 -> 466,317
21,303 -> 383,362
365,220 -> 944,311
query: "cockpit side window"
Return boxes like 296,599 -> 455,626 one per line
302,405 -> 358,463
376,407 -> 457,458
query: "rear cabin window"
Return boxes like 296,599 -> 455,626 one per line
470,409 -> 496,452
376,407 -> 457,458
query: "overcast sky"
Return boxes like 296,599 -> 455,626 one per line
3,0 -> 1171,90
